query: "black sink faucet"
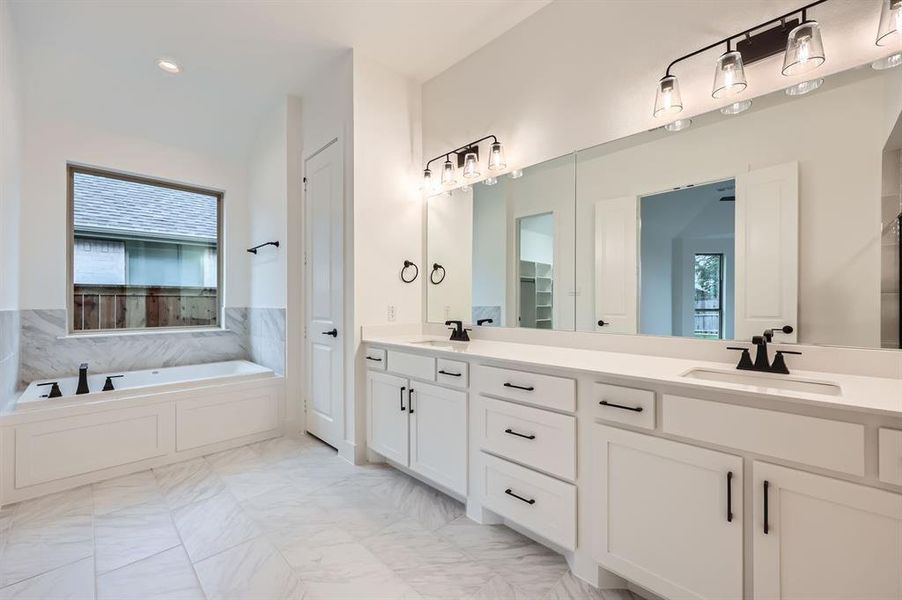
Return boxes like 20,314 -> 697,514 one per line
445,320 -> 470,342
728,326 -> 800,373
76,363 -> 90,395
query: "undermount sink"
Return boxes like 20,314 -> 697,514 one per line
681,368 -> 842,396
409,339 -> 465,350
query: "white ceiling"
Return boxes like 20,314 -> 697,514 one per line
8,0 -> 549,159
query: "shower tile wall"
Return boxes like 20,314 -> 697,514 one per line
0,310 -> 20,410
14,307 -> 286,389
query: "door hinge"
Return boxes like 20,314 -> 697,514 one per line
303,326 -> 307,340
303,176 -> 307,192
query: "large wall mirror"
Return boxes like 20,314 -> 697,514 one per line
426,63 -> 902,350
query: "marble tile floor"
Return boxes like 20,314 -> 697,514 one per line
0,435 -> 640,600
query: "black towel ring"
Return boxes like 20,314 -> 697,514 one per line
400,260 -> 419,283
430,263 -> 446,285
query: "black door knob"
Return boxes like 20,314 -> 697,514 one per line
597,320 -> 608,326
323,328 -> 338,337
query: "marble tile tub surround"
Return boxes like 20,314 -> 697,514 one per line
16,307 -> 286,388
0,434 -> 639,600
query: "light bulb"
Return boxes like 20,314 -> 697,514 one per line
462,152 -> 480,179
782,21 -> 825,76
876,0 -> 902,46
653,75 -> 683,117
712,51 -> 747,98
441,157 -> 457,186
488,142 -> 507,170
720,100 -> 752,115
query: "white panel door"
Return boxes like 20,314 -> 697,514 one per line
305,140 -> 344,448
753,462 -> 902,600
409,382 -> 467,495
735,162 -> 798,342
594,196 -> 638,334
593,425 -> 743,600
367,372 -> 409,465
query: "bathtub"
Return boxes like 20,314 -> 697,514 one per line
2,359 -> 284,506
16,360 -> 274,411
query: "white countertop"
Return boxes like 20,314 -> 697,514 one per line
363,334 -> 902,418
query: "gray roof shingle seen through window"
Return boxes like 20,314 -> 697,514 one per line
73,171 -> 218,242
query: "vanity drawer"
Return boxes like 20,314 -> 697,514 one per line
879,428 -> 902,486
593,383 -> 655,430
662,395 -> 865,476
478,397 -> 576,480
436,358 -> 468,388
364,347 -> 386,370
479,452 -> 576,550
473,365 -> 576,413
387,350 -> 436,381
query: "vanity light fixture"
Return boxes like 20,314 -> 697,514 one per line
462,152 -> 480,179
488,141 -> 507,170
721,100 -> 752,115
664,118 -> 692,132
155,57 -> 181,74
876,0 -> 902,47
653,0 -> 836,118
509,169 -> 524,179
782,16 -> 826,76
784,78 -> 823,95
441,156 -> 457,186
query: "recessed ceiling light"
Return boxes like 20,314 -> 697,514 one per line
872,53 -> 902,70
155,58 -> 181,74
664,118 -> 692,132
785,78 -> 823,96
720,100 -> 752,115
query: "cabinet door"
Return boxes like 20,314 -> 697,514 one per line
593,425 -> 743,600
367,372 -> 409,465
409,382 -> 467,495
753,462 -> 902,600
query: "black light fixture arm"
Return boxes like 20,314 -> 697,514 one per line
424,134 -> 499,171
662,0 -> 829,77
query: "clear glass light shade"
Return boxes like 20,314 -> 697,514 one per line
509,169 -> 524,179
653,76 -> 683,117
422,168 -> 432,190
712,51 -> 747,98
872,52 -> 902,70
782,21 -> 826,76
488,142 -> 507,170
720,100 -> 752,115
462,152 -> 480,179
441,158 -> 457,185
483,176 -> 498,186
784,78 -> 823,96
876,0 -> 902,46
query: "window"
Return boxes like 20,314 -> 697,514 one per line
68,166 -> 222,332
693,253 -> 724,339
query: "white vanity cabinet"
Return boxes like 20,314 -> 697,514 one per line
366,353 -> 467,496
592,425 -> 743,600
752,462 -> 902,600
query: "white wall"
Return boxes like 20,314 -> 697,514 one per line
576,72 -> 902,347
0,0 -> 22,311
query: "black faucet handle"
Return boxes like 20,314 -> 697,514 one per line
102,375 -> 124,392
79,362 -> 89,370
727,347 -> 755,370
37,381 -> 63,398
476,318 -> 494,326
770,350 -> 801,375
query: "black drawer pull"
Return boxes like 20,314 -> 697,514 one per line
726,471 -> 733,523
504,488 -> 536,505
504,428 -> 536,440
438,370 -> 461,377
599,400 -> 643,412
503,383 -> 535,392
400,386 -> 406,412
409,388 -> 415,414
365,356 -> 383,362
763,480 -> 770,534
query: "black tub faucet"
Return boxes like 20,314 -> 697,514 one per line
76,363 -> 90,395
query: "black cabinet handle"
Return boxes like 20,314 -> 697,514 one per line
400,386 -> 406,412
599,400 -> 643,413
726,471 -> 733,523
438,370 -> 461,377
763,480 -> 770,534
409,388 -> 415,414
365,356 -> 383,362
504,428 -> 536,440
504,488 -> 536,505
323,328 -> 338,337
503,383 -> 535,392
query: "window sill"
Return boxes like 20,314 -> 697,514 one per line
57,327 -> 235,340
